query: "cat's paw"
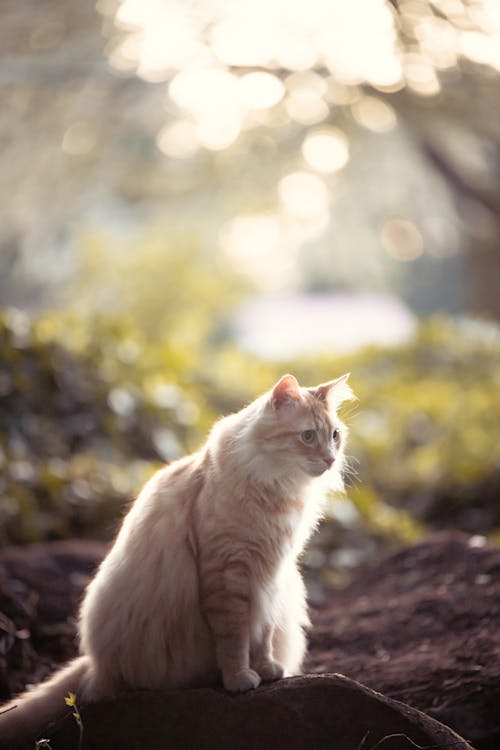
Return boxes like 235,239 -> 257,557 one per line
223,668 -> 261,693
257,660 -> 285,682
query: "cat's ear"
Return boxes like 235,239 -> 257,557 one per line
312,373 -> 355,410
271,374 -> 301,410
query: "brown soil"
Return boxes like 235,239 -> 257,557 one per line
0,532 -> 499,749
306,532 -> 500,750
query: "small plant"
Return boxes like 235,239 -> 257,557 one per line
64,692 -> 84,749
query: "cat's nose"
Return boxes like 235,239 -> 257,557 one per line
324,454 -> 335,468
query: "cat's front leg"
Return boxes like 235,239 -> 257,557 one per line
202,561 -> 260,692
251,622 -> 284,682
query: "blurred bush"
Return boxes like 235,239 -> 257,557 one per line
0,305 -> 499,560
0,307 -> 178,544
292,318 -> 500,551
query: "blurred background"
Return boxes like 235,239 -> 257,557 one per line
1,0 -> 499,590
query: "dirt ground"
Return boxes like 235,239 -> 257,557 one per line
306,532 -> 500,750
0,532 -> 499,749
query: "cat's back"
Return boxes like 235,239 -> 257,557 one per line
79,452 -> 213,689
85,452 -> 206,599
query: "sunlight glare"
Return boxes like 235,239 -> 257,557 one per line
302,128 -> 349,174
415,17 -> 458,69
219,214 -> 297,290
459,30 -> 500,69
169,68 -> 239,118
106,0 -> 406,153
285,90 -> 329,126
196,117 -> 241,151
110,0 -> 403,91
403,54 -> 441,95
115,0 -> 201,79
211,19 -> 275,67
325,79 -> 361,105
468,0 -> 500,33
106,0 -> 500,157
320,0 -> 402,88
237,72 -> 285,110
109,32 -> 143,73
220,214 -> 281,259
278,172 -> 329,220
286,71 -> 327,96
275,36 -> 317,72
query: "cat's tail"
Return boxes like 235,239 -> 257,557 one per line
0,655 -> 90,749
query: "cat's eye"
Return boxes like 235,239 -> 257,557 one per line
332,428 -> 340,441
301,429 -> 316,444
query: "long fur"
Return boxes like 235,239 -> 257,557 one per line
0,656 -> 89,747
0,374 -> 354,747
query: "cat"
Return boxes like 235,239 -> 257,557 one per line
0,372 -> 354,747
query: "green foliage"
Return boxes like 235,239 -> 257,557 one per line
64,692 -> 83,749
1,299 -> 499,548
0,307 -> 174,544
290,317 -> 500,534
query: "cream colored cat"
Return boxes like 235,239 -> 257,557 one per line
0,373 -> 353,747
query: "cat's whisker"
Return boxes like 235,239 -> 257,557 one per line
341,453 -> 361,486
341,403 -> 360,422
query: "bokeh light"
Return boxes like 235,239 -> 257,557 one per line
219,213 -> 298,290
62,122 -> 97,156
2,0 -> 500,602
237,72 -> 285,110
156,121 -> 199,158
278,172 -> 329,220
351,96 -> 397,133
302,128 -> 349,174
381,218 -> 425,262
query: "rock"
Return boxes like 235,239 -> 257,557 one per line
9,674 -> 472,750
1,533 -> 498,748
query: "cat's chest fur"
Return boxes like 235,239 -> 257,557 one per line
250,493 -> 305,566
197,468 -> 319,580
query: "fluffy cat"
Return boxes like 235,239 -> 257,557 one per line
0,373 -> 354,747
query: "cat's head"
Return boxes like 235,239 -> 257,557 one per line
253,373 -> 355,480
